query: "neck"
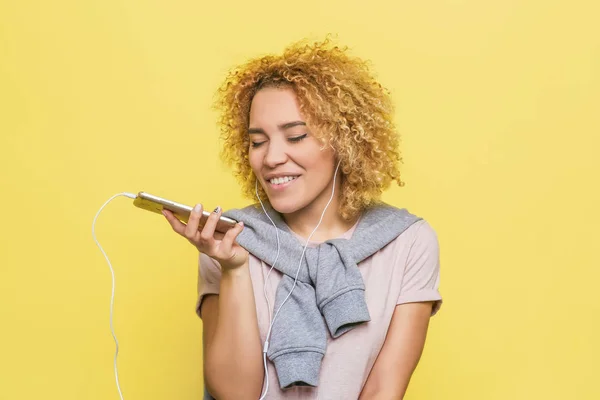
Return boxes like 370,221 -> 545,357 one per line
281,181 -> 357,243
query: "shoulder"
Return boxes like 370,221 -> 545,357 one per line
378,213 -> 439,258
368,202 -> 438,246
406,219 -> 439,249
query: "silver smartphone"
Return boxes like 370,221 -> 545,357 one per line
133,191 -> 238,234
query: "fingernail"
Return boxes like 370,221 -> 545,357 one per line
193,204 -> 201,213
161,210 -> 167,216
239,221 -> 244,227
213,206 -> 221,214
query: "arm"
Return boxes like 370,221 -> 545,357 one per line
361,221 -> 442,399
163,205 -> 264,399
200,266 -> 264,400
359,301 -> 434,400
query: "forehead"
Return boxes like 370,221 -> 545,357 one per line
249,87 -> 303,126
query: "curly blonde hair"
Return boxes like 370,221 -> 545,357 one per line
214,37 -> 404,220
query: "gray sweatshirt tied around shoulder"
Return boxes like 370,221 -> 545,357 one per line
223,202 -> 421,389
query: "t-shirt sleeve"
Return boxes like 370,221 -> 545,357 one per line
195,252 -> 223,319
396,220 -> 443,316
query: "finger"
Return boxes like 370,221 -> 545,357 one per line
163,209 -> 186,236
184,204 -> 203,241
199,206 -> 221,246
218,221 -> 244,256
213,232 -> 225,241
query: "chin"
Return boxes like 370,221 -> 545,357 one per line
267,197 -> 307,215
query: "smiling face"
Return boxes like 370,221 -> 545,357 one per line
248,86 -> 338,216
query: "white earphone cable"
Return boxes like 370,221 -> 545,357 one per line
255,180 -> 281,399
90,163 -> 341,400
92,192 -> 137,400
257,161 -> 341,400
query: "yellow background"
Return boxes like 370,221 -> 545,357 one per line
1,0 -> 599,399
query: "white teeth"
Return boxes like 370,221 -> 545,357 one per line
269,176 -> 298,185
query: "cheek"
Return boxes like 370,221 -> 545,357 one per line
310,149 -> 336,172
295,141 -> 330,168
248,150 -> 262,173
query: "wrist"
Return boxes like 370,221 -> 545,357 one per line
217,248 -> 250,271
221,260 -> 250,278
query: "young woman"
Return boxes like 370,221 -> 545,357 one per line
163,39 -> 442,400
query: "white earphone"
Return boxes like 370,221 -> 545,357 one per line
255,160 -> 341,399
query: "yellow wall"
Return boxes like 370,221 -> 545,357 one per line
1,0 -> 598,399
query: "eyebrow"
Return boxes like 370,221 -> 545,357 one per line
248,121 -> 306,134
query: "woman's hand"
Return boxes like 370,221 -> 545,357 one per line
162,204 -> 248,270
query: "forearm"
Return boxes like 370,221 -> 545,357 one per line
358,360 -> 414,400
359,360 -> 413,400
205,265 -> 264,399
359,303 -> 432,400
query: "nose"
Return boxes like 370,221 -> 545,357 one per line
263,139 -> 288,168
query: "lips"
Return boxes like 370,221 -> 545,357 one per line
264,174 -> 300,191
268,175 -> 299,185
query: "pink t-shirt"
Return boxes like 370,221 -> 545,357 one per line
196,218 -> 442,399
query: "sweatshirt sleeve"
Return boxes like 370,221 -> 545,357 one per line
195,252 -> 222,319
396,220 -> 443,316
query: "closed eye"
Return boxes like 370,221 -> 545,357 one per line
251,134 -> 307,148
289,134 -> 307,142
